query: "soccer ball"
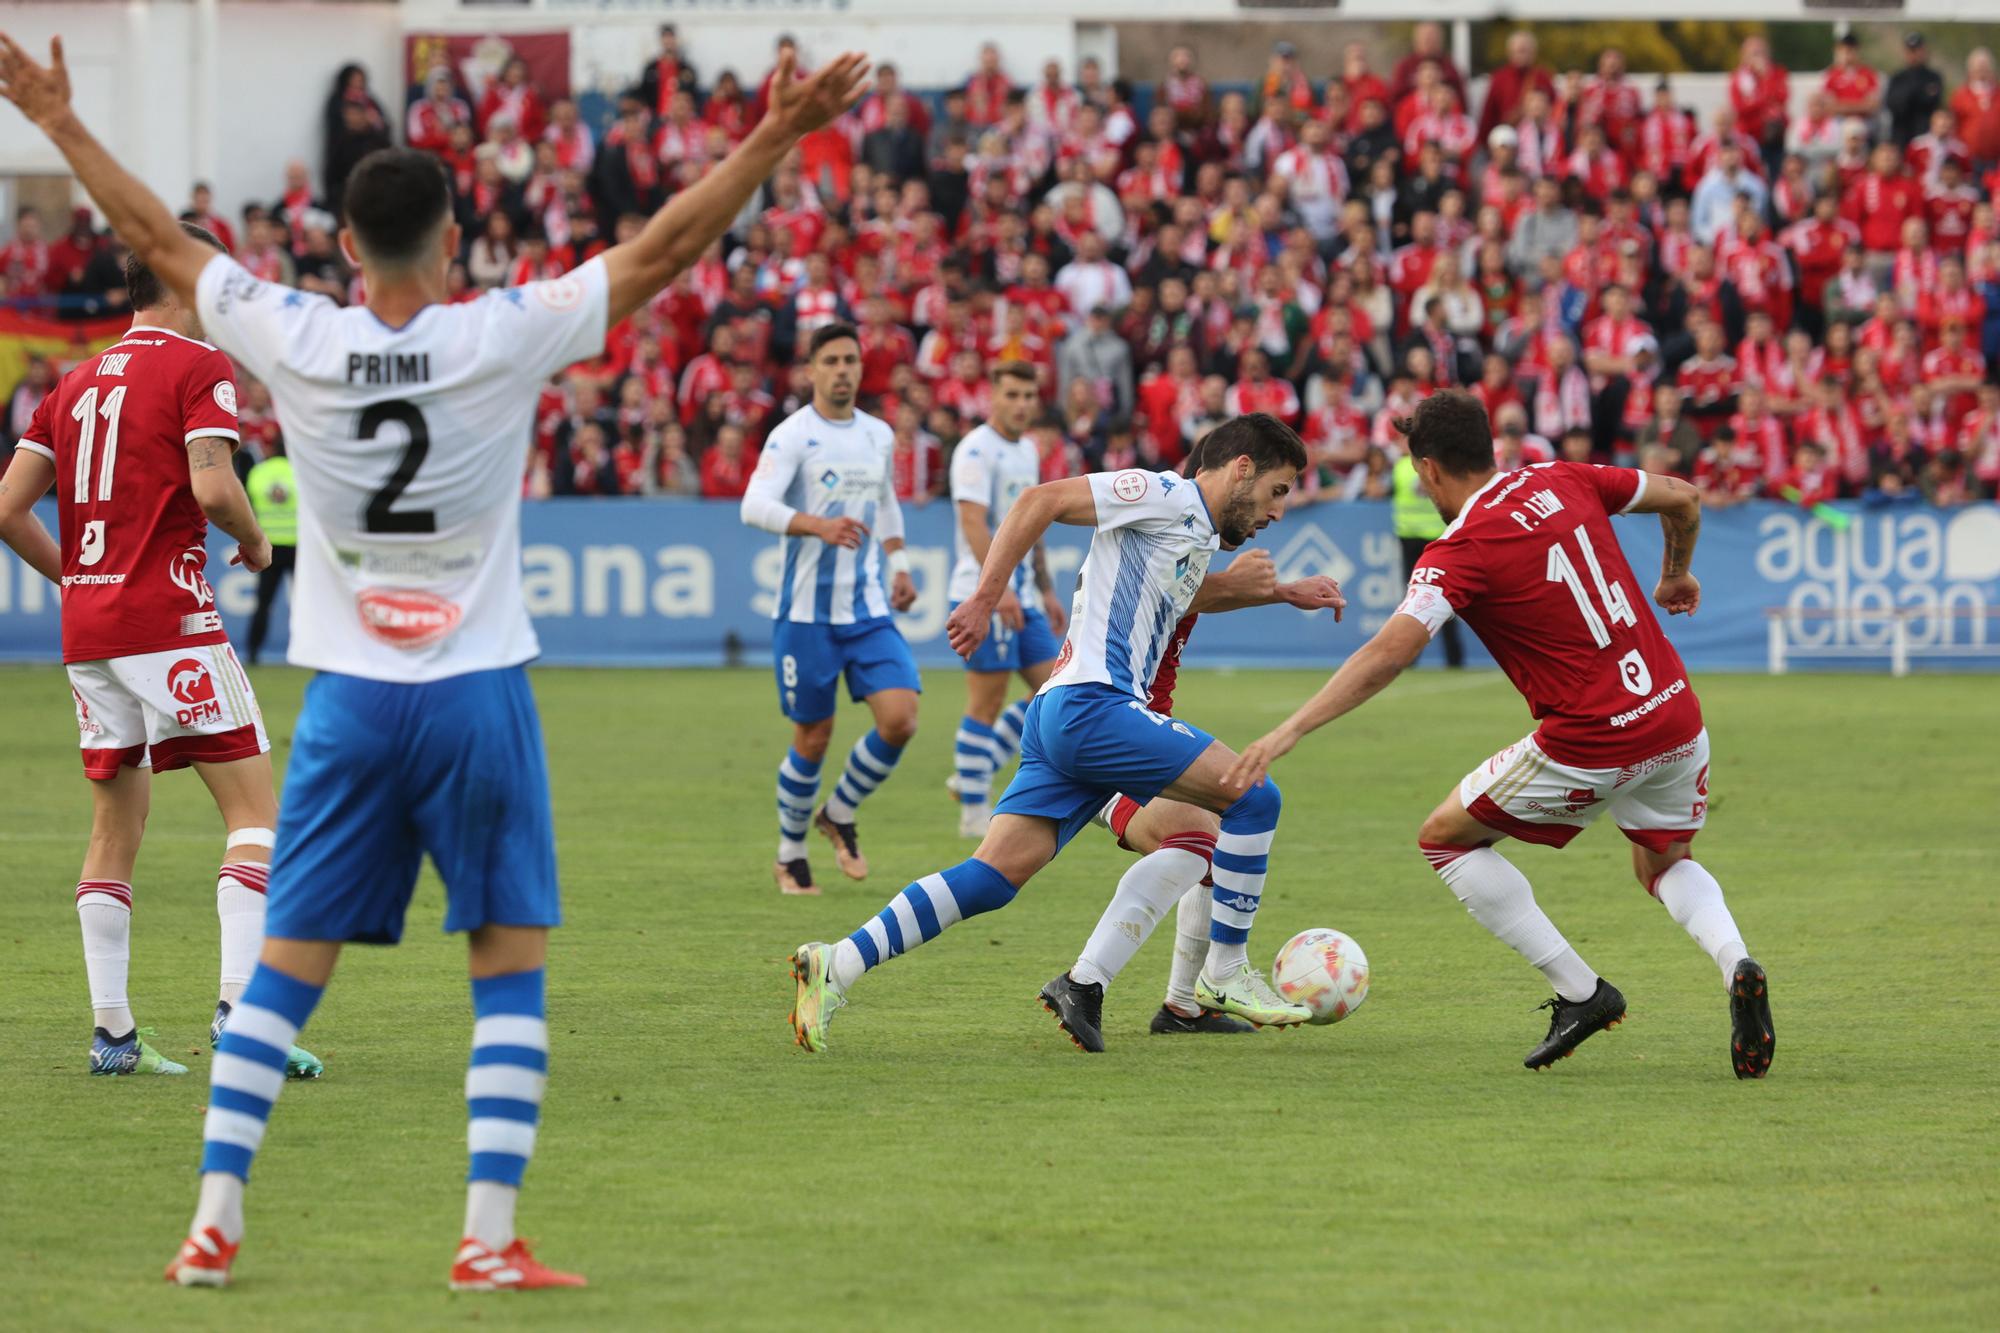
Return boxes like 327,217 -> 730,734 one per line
1272,929 -> 1370,1025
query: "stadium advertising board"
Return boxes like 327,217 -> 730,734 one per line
1,500 -> 1994,671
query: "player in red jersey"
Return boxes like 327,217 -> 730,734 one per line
0,224 -> 319,1080
1225,390 -> 1773,1079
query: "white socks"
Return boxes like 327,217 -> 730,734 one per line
1202,939 -> 1248,984
1433,847 -> 1600,1002
1072,847 -> 1208,989
464,1180 -> 518,1249
192,1171 -> 245,1243
1652,859 -> 1748,984
1164,884 -> 1211,1016
76,887 -> 134,1034
829,938 -> 866,991
217,865 -> 269,1002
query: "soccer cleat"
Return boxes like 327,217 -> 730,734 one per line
212,1001 -> 324,1080
957,800 -> 992,839
1194,968 -> 1312,1028
814,807 -> 869,880
448,1238 -> 587,1292
1523,978 -> 1627,1070
1728,958 -> 1775,1080
773,858 -> 819,896
788,942 -> 846,1054
91,1027 -> 188,1076
1037,972 -> 1106,1053
1148,1004 -> 1256,1035
163,1226 -> 237,1287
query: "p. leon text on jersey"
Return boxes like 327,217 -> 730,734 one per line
345,352 -> 432,386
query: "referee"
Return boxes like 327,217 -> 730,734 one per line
244,437 -> 296,665
1392,450 -> 1465,668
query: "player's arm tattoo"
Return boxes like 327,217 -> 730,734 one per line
1660,504 -> 1700,577
187,437 -> 227,473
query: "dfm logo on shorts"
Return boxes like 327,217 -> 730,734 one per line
167,658 -> 220,726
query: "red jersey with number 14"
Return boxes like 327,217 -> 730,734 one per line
16,326 -> 240,663
1396,462 -> 1702,767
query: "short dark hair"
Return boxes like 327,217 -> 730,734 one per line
990,361 -> 1037,387
342,147 -> 451,266
125,222 -> 227,311
1398,389 -> 1495,477
1193,412 -> 1307,477
807,322 -> 860,360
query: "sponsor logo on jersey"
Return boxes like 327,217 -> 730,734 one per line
168,548 -> 215,607
78,520 -> 106,568
167,658 -> 222,726
1111,471 -> 1149,502
356,588 -> 464,650
1607,677 -> 1688,728
212,381 -> 238,414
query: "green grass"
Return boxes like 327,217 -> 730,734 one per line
2,664 -> 1996,1331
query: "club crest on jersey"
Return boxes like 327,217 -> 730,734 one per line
1111,471 -> 1148,502
356,588 -> 463,650
167,658 -> 221,726
168,548 -> 215,607
212,381 -> 237,415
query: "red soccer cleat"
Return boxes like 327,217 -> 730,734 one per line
448,1238 -> 588,1292
163,1227 -> 238,1287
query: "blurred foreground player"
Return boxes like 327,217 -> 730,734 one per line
1226,390 -> 1774,1079
0,29 -> 871,1286
0,224 -> 320,1083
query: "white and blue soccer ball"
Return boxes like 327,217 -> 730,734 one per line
1272,928 -> 1370,1025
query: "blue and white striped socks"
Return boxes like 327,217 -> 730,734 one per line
776,748 -> 822,861
1206,779 -> 1283,981
821,730 -> 902,823
464,968 -> 548,1248
193,962 -> 325,1240
992,698 -> 1030,769
953,716 -> 1001,804
829,858 -> 1018,989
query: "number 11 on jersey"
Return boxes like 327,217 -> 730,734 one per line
70,384 -> 129,503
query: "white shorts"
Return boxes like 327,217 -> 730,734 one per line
1459,729 -> 1710,853
67,642 -> 269,780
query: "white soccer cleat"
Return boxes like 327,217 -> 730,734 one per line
957,801 -> 993,839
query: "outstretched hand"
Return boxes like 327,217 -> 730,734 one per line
767,49 -> 871,139
1281,575 -> 1346,620
1222,727 -> 1298,792
0,33 -> 72,129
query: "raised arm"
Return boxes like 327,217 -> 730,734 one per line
0,449 -> 59,583
1626,471 -> 1702,615
0,35 -> 214,306
601,50 -> 870,326
944,477 -> 1095,657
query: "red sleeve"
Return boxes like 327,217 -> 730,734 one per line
17,384 -> 56,457
1569,460 -> 1645,515
182,348 -> 242,447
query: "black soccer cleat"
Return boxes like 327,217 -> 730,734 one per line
1728,958 -> 1775,1080
1038,972 -> 1106,1053
813,806 -> 869,881
1149,1005 -> 1256,1035
1523,978 -> 1627,1070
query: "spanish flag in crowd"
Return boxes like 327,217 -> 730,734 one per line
0,309 -> 127,395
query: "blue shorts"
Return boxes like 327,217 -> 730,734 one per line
772,617 -> 921,723
263,666 -> 560,945
953,600 -> 1063,675
993,683 -> 1216,850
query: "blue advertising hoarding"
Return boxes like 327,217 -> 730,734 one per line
2,498 -> 1996,672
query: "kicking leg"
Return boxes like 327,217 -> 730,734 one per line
817,688 -> 919,880
790,815 -> 1055,1053
1636,840 -> 1771,1079
171,937 -> 340,1285
775,718 -> 832,895
1417,792 -> 1624,1070
451,924 -> 584,1291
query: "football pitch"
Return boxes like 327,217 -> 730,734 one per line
3,663 -> 1995,1330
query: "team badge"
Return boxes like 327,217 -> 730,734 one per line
1111,471 -> 1148,502
213,381 -> 238,414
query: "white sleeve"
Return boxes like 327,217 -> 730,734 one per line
949,440 -> 991,509
195,253 -> 316,384
1393,580 -> 1454,639
1087,469 -> 1187,533
513,257 -> 612,380
740,427 -> 803,533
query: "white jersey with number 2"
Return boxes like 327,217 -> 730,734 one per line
194,253 -> 608,683
1042,468 -> 1218,701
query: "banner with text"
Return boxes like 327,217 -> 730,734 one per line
2,499 -> 1996,672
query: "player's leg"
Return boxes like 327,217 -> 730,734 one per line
1116,800 -> 1256,1035
1418,747 -> 1626,1069
952,666 -> 1012,836
816,620 -> 924,879
772,622 -> 839,895
1616,733 -> 1771,1079
193,751 -> 322,1078
996,614 -> 1061,778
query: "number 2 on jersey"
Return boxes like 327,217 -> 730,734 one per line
1544,525 -> 1635,649
359,399 -> 437,534
69,384 -> 128,503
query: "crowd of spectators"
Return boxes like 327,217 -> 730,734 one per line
4,24 -> 2000,507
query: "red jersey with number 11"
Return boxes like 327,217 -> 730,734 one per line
1395,462 -> 1702,767
16,326 -> 240,663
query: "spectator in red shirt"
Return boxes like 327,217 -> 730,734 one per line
964,43 -> 1013,126
1823,33 -> 1882,120
1951,48 -> 2000,169
1390,22 -> 1465,107
1728,35 -> 1790,176
478,58 -> 547,142
1477,31 -> 1554,145
1843,143 -> 1923,275
0,205 -> 51,297
698,423 -> 756,499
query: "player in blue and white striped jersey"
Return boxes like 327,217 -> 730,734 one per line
789,414 -> 1317,1053
741,324 -> 919,897
945,362 -> 1069,839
